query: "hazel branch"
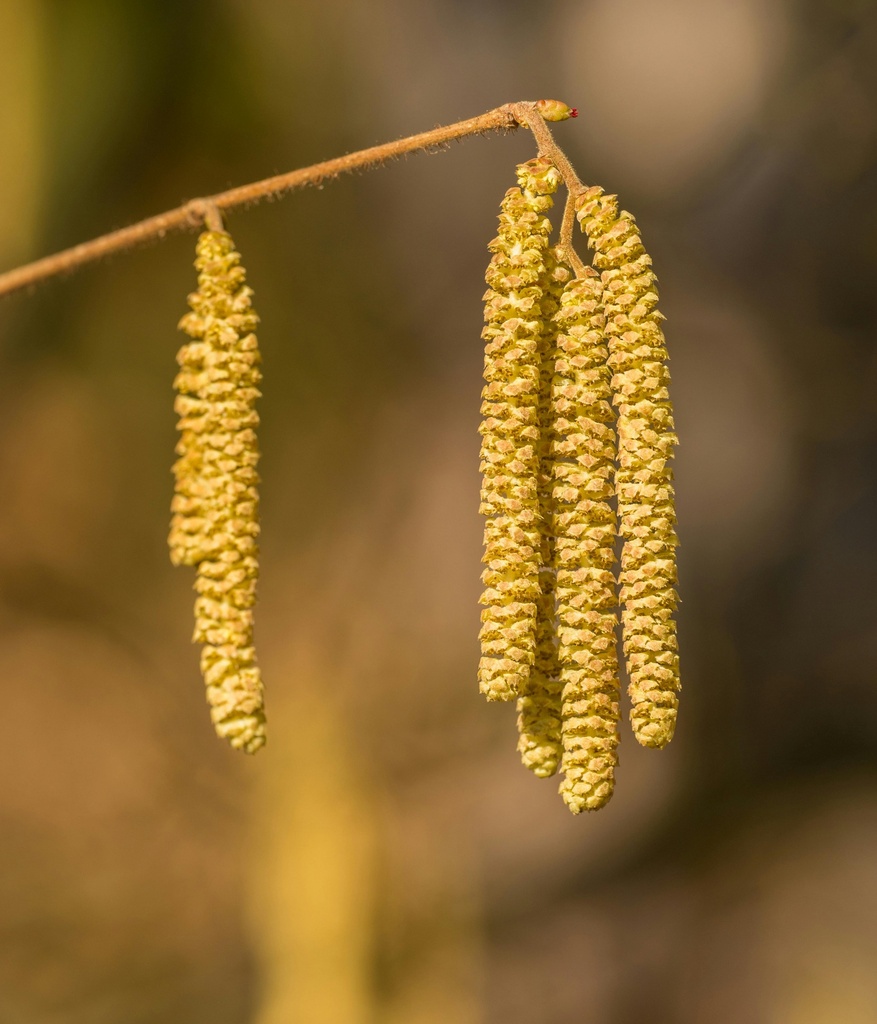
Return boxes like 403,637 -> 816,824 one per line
0,100 -> 576,300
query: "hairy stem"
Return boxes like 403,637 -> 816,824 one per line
560,193 -> 588,279
0,102 -> 575,300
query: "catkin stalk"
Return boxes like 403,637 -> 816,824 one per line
171,230 -> 266,753
478,158 -> 562,702
576,188 -> 680,748
552,271 -> 620,812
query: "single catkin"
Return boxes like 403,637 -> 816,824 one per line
478,157 -> 561,702
170,229 -> 266,754
576,187 -> 680,749
551,270 -> 621,812
516,244 -> 572,777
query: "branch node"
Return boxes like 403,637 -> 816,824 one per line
186,199 -> 224,233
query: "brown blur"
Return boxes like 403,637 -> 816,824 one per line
2,1 -> 877,1021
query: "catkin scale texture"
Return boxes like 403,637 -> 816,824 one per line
551,272 -> 620,812
479,158 -> 561,703
576,187 -> 680,749
170,230 -> 266,754
516,243 -> 571,778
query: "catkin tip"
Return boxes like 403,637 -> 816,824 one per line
216,713 -> 267,754
559,772 -> 615,813
631,704 -> 677,748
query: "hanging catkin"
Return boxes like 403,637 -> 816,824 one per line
551,270 -> 620,811
170,229 -> 266,753
478,157 -> 561,703
516,243 -> 571,777
576,187 -> 680,748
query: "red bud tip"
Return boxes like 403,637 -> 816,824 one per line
569,108 -> 578,118
535,99 -> 575,122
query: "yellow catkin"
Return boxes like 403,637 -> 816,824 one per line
170,229 -> 266,754
478,157 -> 561,702
576,186 -> 680,749
551,270 -> 621,812
516,243 -> 572,777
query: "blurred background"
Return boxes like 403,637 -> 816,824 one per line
1,0 -> 877,1021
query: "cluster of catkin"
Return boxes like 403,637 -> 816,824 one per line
478,157 -> 679,812
169,228 -> 267,754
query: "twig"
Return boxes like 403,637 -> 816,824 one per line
559,193 -> 587,279
0,102 -> 576,300
192,200 -> 224,234
510,101 -> 588,278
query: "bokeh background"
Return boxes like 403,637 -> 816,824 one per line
1,1 -> 877,1021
